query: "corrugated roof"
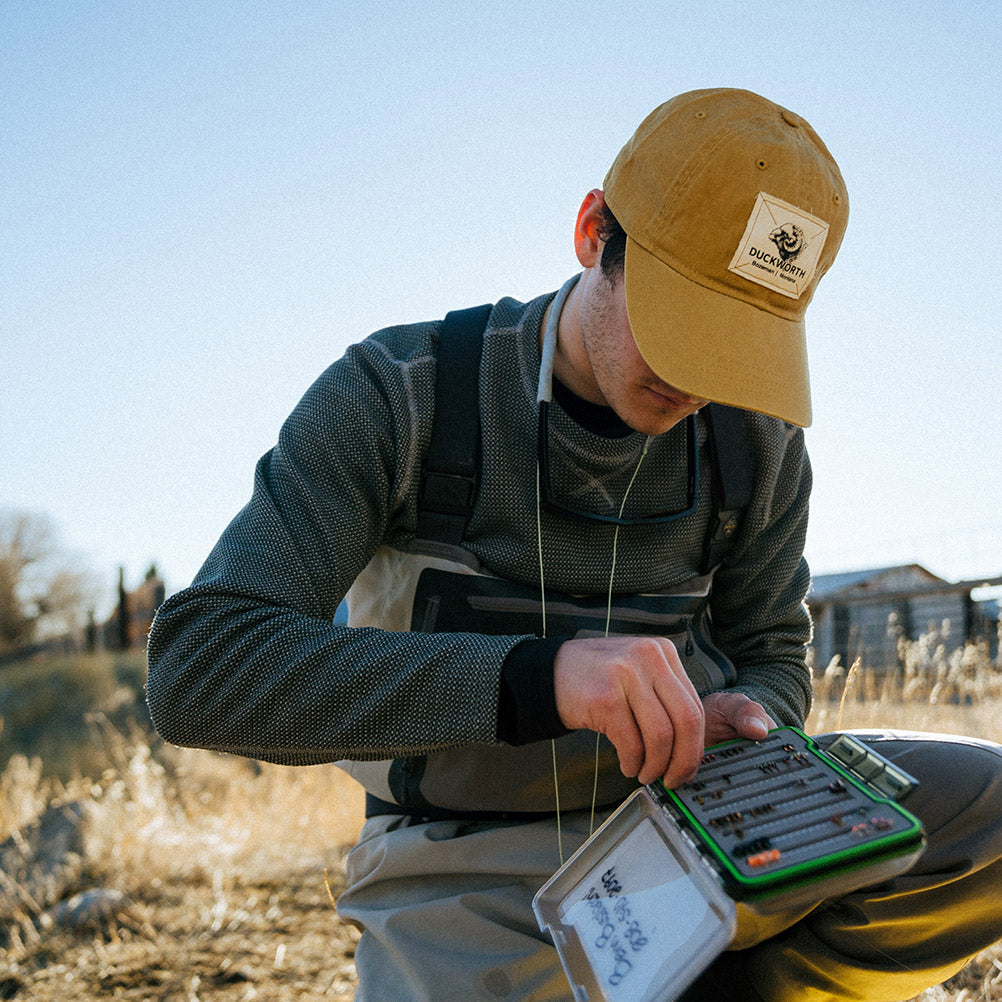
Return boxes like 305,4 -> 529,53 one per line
807,564 -> 940,599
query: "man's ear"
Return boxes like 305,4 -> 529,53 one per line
573,189 -> 607,269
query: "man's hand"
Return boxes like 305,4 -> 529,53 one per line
553,636 -> 704,788
702,690 -> 776,747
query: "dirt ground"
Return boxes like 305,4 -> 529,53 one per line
4,875 -> 1002,1002
0,736 -> 365,1002
4,842 -> 1002,1002
3,685 -> 1002,1002
0,862 -> 359,1001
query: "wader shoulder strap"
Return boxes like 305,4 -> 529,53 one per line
414,303 -> 493,545
415,305 -> 754,568
700,402 -> 754,573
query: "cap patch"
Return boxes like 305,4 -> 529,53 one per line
728,192 -> 830,300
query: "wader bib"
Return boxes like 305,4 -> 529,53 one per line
338,302 -> 753,818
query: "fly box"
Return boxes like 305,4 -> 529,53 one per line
532,726 -> 925,1001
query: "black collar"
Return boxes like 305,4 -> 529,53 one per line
551,376 -> 632,439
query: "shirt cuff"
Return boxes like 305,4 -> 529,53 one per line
496,637 -> 572,745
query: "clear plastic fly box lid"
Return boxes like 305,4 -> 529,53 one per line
532,787 -> 736,1002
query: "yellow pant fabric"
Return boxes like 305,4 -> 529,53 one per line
338,731 -> 1002,1001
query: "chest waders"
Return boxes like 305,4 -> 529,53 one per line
339,304 -> 754,820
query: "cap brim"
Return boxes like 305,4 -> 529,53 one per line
623,237 -> 812,427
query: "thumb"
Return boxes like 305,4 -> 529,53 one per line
740,713 -> 770,740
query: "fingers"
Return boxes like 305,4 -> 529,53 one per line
601,703 -> 646,780
610,637 -> 703,785
648,664 -> 704,786
552,635 -> 706,788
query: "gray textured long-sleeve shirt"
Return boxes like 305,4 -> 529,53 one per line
146,289 -> 814,767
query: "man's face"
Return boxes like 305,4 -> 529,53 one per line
578,268 -> 707,436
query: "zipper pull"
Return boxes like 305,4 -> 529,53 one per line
682,617 -> 695,656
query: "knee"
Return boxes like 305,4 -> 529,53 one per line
836,731 -> 1002,870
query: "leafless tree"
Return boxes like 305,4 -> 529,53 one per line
0,509 -> 94,657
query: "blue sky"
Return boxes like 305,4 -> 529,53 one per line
3,2 -> 1001,612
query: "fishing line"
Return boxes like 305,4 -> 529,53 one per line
590,435 -> 652,835
537,275 -> 577,866
535,273 -> 653,858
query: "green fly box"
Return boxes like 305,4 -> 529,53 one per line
533,727 -> 925,1001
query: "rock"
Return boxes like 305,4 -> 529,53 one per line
0,974 -> 25,1000
0,800 -> 86,925
41,887 -> 131,931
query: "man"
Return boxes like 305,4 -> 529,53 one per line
147,89 -> 1002,1000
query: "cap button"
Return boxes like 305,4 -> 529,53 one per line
781,109 -> 801,128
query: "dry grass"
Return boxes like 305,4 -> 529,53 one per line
1,721 -> 365,1000
1,626 -> 1001,1000
807,626 -> 1002,742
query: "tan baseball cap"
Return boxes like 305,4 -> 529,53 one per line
604,88 -> 849,427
